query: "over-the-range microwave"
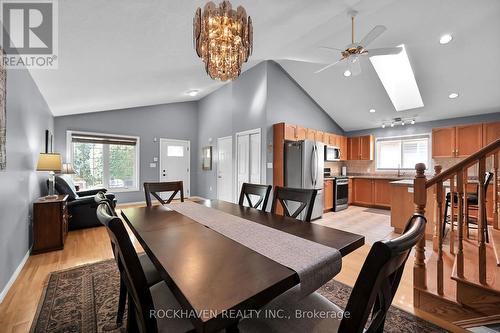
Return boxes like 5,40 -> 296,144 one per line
324,145 -> 341,161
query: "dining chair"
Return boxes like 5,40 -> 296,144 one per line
238,183 -> 272,211
238,213 -> 427,333
94,193 -> 162,326
96,201 -> 195,333
443,172 -> 493,242
271,186 -> 317,222
144,181 -> 184,207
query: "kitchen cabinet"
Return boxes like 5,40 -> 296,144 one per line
373,179 -> 391,208
316,131 -> 325,143
455,124 -> 483,157
432,123 -> 485,158
483,121 -> 500,146
295,126 -> 307,140
353,178 -> 373,205
340,136 -> 348,161
324,180 -> 334,212
432,127 -> 455,158
348,135 -> 373,160
348,179 -> 353,204
284,124 -> 297,141
351,178 -> 392,209
306,128 -> 317,141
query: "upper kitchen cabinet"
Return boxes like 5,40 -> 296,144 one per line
306,128 -> 317,141
340,136 -> 348,161
284,123 -> 297,141
315,131 -> 325,143
295,126 -> 307,140
483,121 -> 500,146
455,124 -> 483,157
432,123 -> 485,158
432,127 -> 456,158
348,135 -> 374,160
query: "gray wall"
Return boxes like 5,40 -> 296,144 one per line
0,66 -> 54,296
196,60 -> 344,198
54,102 -> 198,203
346,112 -> 500,138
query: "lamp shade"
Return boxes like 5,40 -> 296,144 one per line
36,153 -> 62,172
61,163 -> 76,174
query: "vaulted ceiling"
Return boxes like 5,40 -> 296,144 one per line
28,0 -> 500,130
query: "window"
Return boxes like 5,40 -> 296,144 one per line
68,131 -> 139,191
376,135 -> 429,170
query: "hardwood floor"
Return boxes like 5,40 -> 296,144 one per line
0,203 -> 466,333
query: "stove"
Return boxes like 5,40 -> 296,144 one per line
333,176 -> 349,212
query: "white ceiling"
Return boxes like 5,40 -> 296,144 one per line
28,0 -> 500,131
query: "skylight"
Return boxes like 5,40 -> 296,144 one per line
369,44 -> 424,111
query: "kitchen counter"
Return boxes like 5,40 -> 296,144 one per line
347,174 -> 413,181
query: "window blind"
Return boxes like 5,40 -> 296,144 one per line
71,133 -> 137,146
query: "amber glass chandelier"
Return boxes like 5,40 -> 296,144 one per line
193,1 -> 253,81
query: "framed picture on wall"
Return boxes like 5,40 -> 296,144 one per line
0,48 -> 6,170
45,130 -> 54,153
202,146 -> 212,170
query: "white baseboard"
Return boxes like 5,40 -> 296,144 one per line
0,250 -> 30,304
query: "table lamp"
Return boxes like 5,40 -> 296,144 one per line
36,153 -> 62,199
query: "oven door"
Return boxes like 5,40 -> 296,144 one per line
324,146 -> 340,161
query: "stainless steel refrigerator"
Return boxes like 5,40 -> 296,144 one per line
284,140 -> 324,220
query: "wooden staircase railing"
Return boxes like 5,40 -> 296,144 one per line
413,138 -> 500,305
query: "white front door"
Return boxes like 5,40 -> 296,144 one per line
159,139 -> 190,198
217,136 -> 234,202
236,128 -> 262,198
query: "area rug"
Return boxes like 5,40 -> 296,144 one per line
30,259 -> 448,333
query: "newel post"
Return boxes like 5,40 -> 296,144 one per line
413,163 -> 427,296
432,165 -> 443,252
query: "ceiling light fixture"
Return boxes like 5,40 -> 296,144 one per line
448,92 -> 459,99
439,34 -> 453,45
193,1 -> 253,81
369,109 -> 376,113
390,122 -> 395,127
401,121 -> 405,125
343,70 -> 352,77
382,124 -> 386,128
411,119 -> 415,125
186,89 -> 199,97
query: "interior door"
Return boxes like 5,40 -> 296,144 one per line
159,139 -> 190,198
236,129 -> 262,198
217,136 -> 234,202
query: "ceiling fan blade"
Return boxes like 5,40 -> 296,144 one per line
318,46 -> 344,52
314,59 -> 343,74
359,25 -> 387,47
366,47 -> 403,57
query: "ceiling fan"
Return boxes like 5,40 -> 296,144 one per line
315,10 -> 402,76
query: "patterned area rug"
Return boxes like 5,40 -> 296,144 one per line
30,259 -> 448,333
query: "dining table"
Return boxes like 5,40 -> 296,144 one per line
120,199 -> 365,333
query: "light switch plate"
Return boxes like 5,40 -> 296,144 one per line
267,162 -> 273,169
150,163 -> 157,168
408,187 -> 414,193
153,157 -> 158,162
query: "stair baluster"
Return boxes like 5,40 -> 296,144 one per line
478,157 -> 487,284
457,170 -> 464,278
494,152 -> 498,230
449,175 -> 455,254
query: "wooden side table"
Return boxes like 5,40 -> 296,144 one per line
32,195 -> 69,254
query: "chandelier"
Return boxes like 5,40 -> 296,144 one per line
193,1 -> 253,81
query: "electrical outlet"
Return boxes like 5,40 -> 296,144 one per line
149,163 -> 157,168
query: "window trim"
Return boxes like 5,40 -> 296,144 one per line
375,133 -> 431,171
66,130 -> 140,193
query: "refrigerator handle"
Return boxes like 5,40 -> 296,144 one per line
312,144 -> 318,186
314,144 -> 319,185
310,144 -> 315,187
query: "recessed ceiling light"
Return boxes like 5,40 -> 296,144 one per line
448,92 -> 459,99
369,108 -> 376,113
439,34 -> 453,45
343,70 -> 352,77
186,89 -> 199,97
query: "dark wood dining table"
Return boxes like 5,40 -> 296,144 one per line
120,199 -> 364,333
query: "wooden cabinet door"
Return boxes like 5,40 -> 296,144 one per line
306,128 -> 317,141
360,135 -> 374,160
295,126 -> 307,140
324,180 -> 333,211
340,136 -> 348,161
432,127 -> 455,158
284,124 -> 297,141
348,179 -> 353,204
483,121 -> 500,146
348,137 -> 360,160
373,180 -> 391,208
455,124 -> 482,157
353,179 -> 373,205
316,131 -> 325,143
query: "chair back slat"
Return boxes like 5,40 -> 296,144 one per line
96,203 -> 158,333
144,181 -> 184,207
238,183 -> 272,210
339,214 -> 426,333
270,186 -> 317,222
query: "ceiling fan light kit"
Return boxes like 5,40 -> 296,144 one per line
381,117 -> 416,128
193,1 -> 253,81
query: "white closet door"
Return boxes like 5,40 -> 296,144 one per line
236,134 -> 250,196
249,132 -> 261,184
